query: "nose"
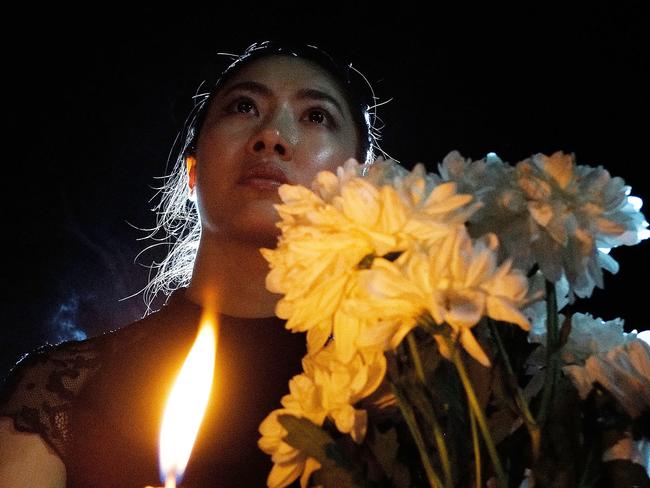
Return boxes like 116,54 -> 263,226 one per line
246,127 -> 294,161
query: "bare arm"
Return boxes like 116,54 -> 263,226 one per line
0,417 -> 66,488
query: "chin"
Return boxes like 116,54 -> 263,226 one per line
214,201 -> 282,247
241,231 -> 281,250
231,220 -> 281,249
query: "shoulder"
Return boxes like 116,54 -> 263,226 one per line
0,296 -> 168,455
0,288 -> 199,456
0,296 -> 184,409
0,332 -> 110,460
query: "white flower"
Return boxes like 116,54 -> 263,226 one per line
437,150 -> 512,206
525,300 -> 637,390
563,338 -> 650,418
439,150 -> 649,299
533,312 -> 637,364
526,297 -> 638,380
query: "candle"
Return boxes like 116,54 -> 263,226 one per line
155,304 -> 218,487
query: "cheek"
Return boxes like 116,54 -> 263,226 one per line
196,128 -> 246,179
294,133 -> 357,185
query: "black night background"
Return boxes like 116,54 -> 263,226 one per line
2,3 -> 649,378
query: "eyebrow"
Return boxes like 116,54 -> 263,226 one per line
220,81 -> 346,118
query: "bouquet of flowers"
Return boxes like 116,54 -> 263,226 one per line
257,150 -> 650,487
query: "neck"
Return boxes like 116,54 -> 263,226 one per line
185,233 -> 280,318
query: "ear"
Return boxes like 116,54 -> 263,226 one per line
186,154 -> 197,201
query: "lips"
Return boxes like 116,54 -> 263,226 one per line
238,163 -> 292,187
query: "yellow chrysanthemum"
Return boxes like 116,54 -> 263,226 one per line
262,157 -> 477,362
258,408 -> 322,488
303,345 -> 387,443
356,227 -> 530,366
258,346 -> 386,486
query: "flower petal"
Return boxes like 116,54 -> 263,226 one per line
267,459 -> 305,488
460,328 -> 491,367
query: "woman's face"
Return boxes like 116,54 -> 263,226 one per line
192,55 -> 360,247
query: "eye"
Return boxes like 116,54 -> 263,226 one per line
225,96 -> 258,115
304,108 -> 336,127
236,99 -> 255,113
308,110 -> 326,124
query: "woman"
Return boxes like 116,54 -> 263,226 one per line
0,41 -> 381,487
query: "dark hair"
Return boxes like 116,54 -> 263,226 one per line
138,41 -> 384,311
182,40 -> 380,164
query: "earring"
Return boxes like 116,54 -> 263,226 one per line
186,155 -> 197,202
186,155 -> 197,176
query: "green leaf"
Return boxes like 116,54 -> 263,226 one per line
278,414 -> 364,488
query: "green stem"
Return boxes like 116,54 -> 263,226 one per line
469,407 -> 481,488
406,333 -> 453,488
536,280 -> 559,427
450,344 -> 508,488
407,333 -> 427,383
488,319 -> 541,461
390,380 -> 444,488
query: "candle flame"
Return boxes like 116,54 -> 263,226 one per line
159,310 -> 217,484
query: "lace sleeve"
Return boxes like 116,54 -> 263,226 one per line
0,338 -> 104,460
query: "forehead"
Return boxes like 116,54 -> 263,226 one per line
218,55 -> 350,102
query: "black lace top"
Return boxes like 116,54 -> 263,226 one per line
0,288 -> 306,487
